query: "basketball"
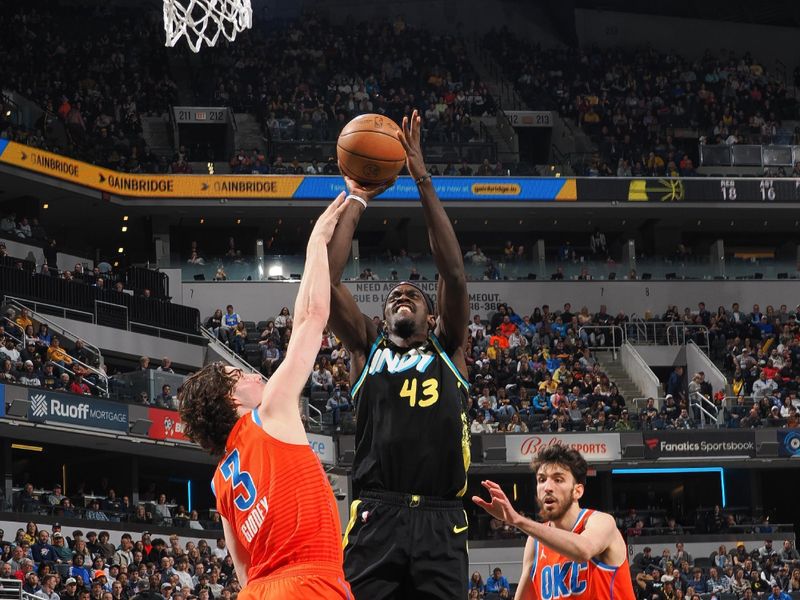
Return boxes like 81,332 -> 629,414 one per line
336,114 -> 406,185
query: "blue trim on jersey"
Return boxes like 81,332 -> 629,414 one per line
251,408 -> 263,426
609,565 -> 618,600
429,333 -> 470,390
529,538 -> 540,582
210,479 -> 216,497
570,509 -> 587,532
591,557 -> 619,572
352,335 -> 383,398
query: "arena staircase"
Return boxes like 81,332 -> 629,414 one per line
233,113 -> 268,156
594,350 -> 647,404
140,114 -> 174,161
465,38 -> 595,173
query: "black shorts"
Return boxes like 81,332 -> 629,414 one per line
343,490 -> 468,600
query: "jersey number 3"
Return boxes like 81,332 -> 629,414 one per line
400,377 -> 439,407
220,449 -> 257,511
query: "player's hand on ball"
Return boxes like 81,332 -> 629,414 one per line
397,109 -> 427,180
342,172 -> 398,203
310,192 -> 349,244
472,480 -> 519,525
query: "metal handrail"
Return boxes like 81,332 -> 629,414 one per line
578,325 -> 625,360
200,326 -> 265,379
666,323 -> 710,354
4,296 -> 102,363
620,343 -> 661,402
307,402 -> 322,429
692,392 -> 720,428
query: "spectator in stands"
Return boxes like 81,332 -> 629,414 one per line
70,555 -> 91,586
205,309 -> 223,339
153,494 -> 172,525
70,372 -> 91,395
47,337 -> 72,367
85,500 -> 108,522
157,358 -> 174,374
219,305 -> 241,344
485,568 -> 509,596
154,385 -> 177,410
768,583 -> 791,600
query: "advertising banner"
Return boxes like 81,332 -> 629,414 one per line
308,433 -> 336,465
642,430 -> 756,459
147,407 -> 189,441
27,389 -> 128,432
777,430 -> 800,457
505,433 -> 621,463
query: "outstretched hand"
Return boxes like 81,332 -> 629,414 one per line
309,192 -> 349,245
342,172 -> 397,204
397,109 -> 427,180
472,480 -> 521,525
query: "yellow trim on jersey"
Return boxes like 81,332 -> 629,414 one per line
341,499 -> 362,550
456,409 -> 471,497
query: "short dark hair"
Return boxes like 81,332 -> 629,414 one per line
530,444 -> 588,486
178,363 -> 240,457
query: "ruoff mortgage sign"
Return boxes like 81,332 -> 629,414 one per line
27,389 -> 129,432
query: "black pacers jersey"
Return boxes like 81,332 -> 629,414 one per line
351,333 -> 471,498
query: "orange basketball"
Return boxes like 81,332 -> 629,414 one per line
336,114 -> 406,185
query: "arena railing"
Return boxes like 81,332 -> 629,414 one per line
0,578 -> 21,600
629,319 -> 710,351
577,325 -> 626,359
200,325 -> 265,378
699,143 -> 799,168
691,392 -> 721,428
0,265 -> 202,337
4,296 -> 103,366
621,343 -> 661,403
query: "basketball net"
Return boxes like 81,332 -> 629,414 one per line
163,0 -> 252,53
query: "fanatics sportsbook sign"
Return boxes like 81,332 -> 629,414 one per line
642,431 -> 756,459
506,433 -> 622,463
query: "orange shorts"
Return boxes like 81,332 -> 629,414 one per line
238,564 -> 352,600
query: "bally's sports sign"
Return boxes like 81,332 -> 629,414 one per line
505,433 -> 622,463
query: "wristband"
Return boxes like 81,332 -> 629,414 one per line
414,173 -> 432,185
346,194 -> 368,209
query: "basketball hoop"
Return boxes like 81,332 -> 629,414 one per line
163,0 -> 252,53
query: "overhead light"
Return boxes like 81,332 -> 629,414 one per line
268,265 -> 283,277
123,215 -> 129,221
121,226 -> 127,232
12,443 -> 43,452
42,203 -> 49,210
117,247 -> 124,254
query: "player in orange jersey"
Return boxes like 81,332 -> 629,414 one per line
473,445 -> 636,600
178,194 -> 353,600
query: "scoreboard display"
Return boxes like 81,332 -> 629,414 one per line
575,177 -> 800,203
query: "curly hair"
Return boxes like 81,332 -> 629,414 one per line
530,444 -> 588,486
178,362 -> 240,457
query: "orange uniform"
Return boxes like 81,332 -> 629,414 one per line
212,411 -> 351,599
527,509 -> 636,600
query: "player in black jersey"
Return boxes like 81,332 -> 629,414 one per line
328,109 -> 471,599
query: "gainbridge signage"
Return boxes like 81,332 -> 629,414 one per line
0,140 -> 303,199
505,433 -> 622,463
0,140 -> 578,201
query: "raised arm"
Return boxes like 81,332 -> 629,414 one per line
326,177 -> 394,355
261,194 -> 347,423
397,110 -> 469,354
473,480 -> 622,565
